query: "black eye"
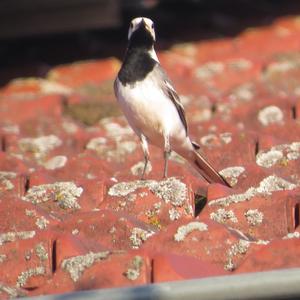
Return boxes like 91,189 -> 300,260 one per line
151,23 -> 154,29
130,23 -> 133,29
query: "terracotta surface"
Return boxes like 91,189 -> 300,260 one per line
1,14 -> 300,298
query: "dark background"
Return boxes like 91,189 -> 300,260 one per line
1,0 -> 300,86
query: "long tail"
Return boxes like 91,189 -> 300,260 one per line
190,150 -> 231,187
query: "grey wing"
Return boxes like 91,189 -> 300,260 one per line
151,64 -> 188,136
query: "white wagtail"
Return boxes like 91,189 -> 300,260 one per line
114,17 -> 230,186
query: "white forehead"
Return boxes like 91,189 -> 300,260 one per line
131,17 -> 153,28
128,17 -> 155,41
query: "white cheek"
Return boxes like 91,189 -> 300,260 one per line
149,28 -> 155,40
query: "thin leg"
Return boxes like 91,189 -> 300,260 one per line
140,135 -> 149,180
163,134 -> 171,178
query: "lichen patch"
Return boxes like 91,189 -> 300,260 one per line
0,283 -> 24,298
108,177 -> 188,207
23,182 -> 83,209
283,231 -> 300,239
256,142 -> 300,168
129,228 -> 154,249
224,240 -> 250,271
16,266 -> 46,287
43,155 -> 67,170
169,208 -> 181,221
174,221 -> 208,242
124,255 -> 144,281
245,209 -> 264,226
0,171 -> 17,191
209,175 -> 297,207
195,62 -> 224,79
210,208 -> 238,224
0,254 -> 7,263
35,243 -> 49,261
0,231 -> 36,245
35,216 -> 49,229
62,251 -> 110,282
257,106 -> 284,126
18,135 -> 62,159
219,166 -> 245,186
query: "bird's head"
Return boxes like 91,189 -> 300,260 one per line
128,17 -> 156,49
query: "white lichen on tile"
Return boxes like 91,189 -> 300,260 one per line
127,193 -> 137,202
229,83 -> 254,102
35,216 -> 49,229
0,171 -> 17,191
62,251 -> 110,282
72,228 -> 80,235
0,254 -> 7,263
108,181 -> 149,197
101,120 -> 134,139
256,175 -> 297,194
210,208 -> 238,224
224,240 -> 250,271
219,166 -> 245,186
25,209 -> 36,217
23,182 -> 83,209
200,132 -> 232,147
130,161 -> 152,176
109,226 -> 117,235
209,175 -> 297,207
18,135 -> 62,159
62,120 -> 78,134
257,105 -> 284,126
153,202 -> 162,210
86,137 -> 107,150
16,266 -> 46,287
172,42 -> 197,56
145,201 -> 162,220
228,59 -> 253,71
264,60 -> 297,74
129,228 -> 154,249
169,208 -> 181,221
219,132 -> 232,144
43,155 -> 67,170
86,136 -> 137,162
108,177 -> 188,207
139,191 -> 149,198
0,231 -> 36,245
174,221 -> 208,242
185,204 -> 194,216
150,178 -> 188,206
124,255 -> 143,281
41,79 -> 72,94
254,239 -> 270,245
35,243 -> 48,261
256,142 -> 300,168
283,231 -> 300,239
200,134 -> 218,147
245,209 -> 264,226
0,283 -> 24,298
1,123 -> 20,134
195,61 -> 224,79
191,108 -> 212,122
256,150 -> 283,168
124,269 -> 140,281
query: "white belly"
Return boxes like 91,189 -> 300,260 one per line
114,77 -> 188,150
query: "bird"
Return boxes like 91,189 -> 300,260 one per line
114,17 -> 230,187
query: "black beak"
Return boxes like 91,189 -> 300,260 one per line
140,19 -> 147,28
